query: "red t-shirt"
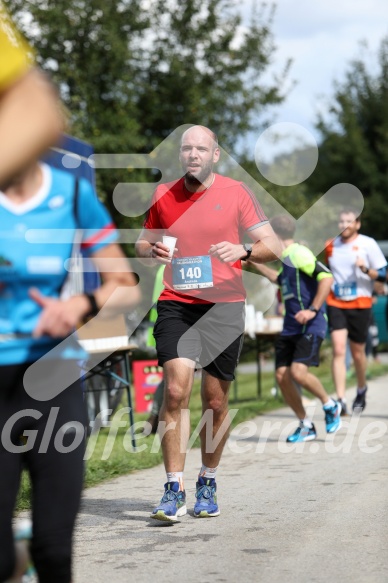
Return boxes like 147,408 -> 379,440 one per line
143,174 -> 268,303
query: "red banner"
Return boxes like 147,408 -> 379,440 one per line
132,360 -> 163,413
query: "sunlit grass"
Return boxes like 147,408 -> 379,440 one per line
16,358 -> 388,512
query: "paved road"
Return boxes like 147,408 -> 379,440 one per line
74,376 -> 388,583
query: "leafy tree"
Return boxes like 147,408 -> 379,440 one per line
241,147 -> 316,221
7,0 -> 147,151
130,0 -> 290,151
307,37 -> 388,239
7,0 -> 148,239
7,0 -> 290,240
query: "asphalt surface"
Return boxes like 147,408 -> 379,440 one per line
73,375 -> 388,583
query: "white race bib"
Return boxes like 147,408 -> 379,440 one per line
172,256 -> 213,290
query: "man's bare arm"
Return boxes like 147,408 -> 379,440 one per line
208,223 -> 281,264
248,223 -> 282,264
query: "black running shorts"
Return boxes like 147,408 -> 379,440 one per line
153,300 -> 245,381
327,306 -> 371,344
275,333 -> 324,369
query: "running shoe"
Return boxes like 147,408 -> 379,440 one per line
150,482 -> 187,522
286,422 -> 317,443
338,399 -> 348,416
324,401 -> 342,433
194,477 -> 220,518
352,387 -> 367,413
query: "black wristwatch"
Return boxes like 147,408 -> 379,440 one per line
361,266 -> 369,275
308,305 -> 318,314
242,243 -> 253,260
84,293 -> 99,317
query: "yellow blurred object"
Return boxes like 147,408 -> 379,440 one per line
0,4 -> 63,187
0,3 -> 34,91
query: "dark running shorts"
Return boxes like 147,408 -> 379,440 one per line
275,333 -> 324,369
153,300 -> 245,381
327,306 -> 371,344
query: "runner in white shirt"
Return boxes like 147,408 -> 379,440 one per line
325,208 -> 387,414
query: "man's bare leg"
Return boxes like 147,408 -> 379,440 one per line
200,371 -> 231,468
290,362 -> 331,404
276,366 -> 306,420
350,339 -> 368,412
193,371 -> 231,518
349,340 -> 367,390
150,358 -> 195,522
331,329 -> 348,400
159,358 -> 195,473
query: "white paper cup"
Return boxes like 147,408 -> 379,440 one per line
162,236 -> 177,258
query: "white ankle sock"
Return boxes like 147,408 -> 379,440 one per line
199,465 -> 218,480
166,472 -> 184,490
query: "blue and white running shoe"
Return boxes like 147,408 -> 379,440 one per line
194,477 -> 220,518
151,482 -> 187,522
286,422 -> 317,443
324,401 -> 342,433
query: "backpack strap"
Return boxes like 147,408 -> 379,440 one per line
59,177 -> 83,298
73,177 -> 79,226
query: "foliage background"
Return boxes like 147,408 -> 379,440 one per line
6,0 -> 388,240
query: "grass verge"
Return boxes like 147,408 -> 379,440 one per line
16,358 -> 388,512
